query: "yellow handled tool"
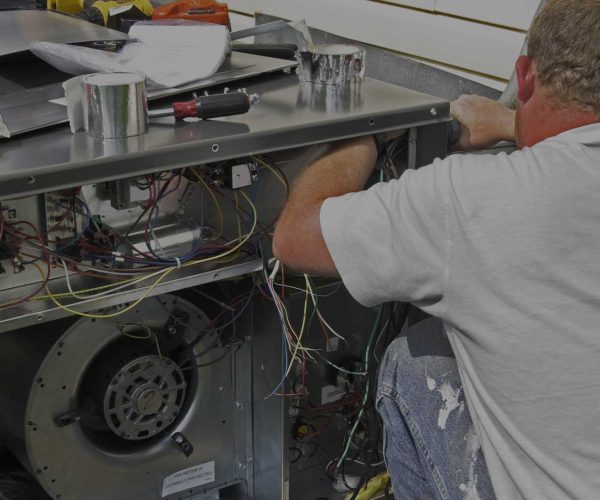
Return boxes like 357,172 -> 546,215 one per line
344,472 -> 391,500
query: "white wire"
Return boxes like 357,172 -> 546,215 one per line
305,276 -> 346,342
272,279 -> 342,298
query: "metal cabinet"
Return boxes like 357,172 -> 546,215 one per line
0,60 -> 449,499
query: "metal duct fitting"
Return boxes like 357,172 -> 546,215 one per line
297,44 -> 366,85
0,294 -> 248,500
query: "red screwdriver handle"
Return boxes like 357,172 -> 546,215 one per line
173,92 -> 251,121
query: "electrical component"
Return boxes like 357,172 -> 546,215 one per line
228,162 -> 257,189
207,160 -> 258,190
44,191 -> 84,252
0,294 -> 250,500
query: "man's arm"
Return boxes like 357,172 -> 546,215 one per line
451,95 -> 516,151
272,135 -> 377,275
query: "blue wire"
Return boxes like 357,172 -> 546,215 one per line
55,197 -> 91,253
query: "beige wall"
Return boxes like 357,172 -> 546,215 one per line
229,0 -> 541,90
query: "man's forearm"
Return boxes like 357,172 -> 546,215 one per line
272,136 -> 377,274
290,136 -> 377,204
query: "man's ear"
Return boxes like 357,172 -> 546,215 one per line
516,55 -> 536,104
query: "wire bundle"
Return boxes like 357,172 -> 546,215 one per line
0,167 -> 262,316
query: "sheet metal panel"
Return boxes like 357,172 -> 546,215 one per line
0,52 -> 295,137
0,10 -> 127,58
0,74 -> 448,200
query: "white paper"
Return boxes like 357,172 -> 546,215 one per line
49,97 -> 67,106
31,21 -> 229,89
0,112 -> 10,139
63,76 -> 85,133
161,461 -> 215,498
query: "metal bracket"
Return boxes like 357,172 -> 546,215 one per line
171,432 -> 194,457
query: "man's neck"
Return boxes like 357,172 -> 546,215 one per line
516,89 -> 599,148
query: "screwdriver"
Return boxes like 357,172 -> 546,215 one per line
148,90 -> 259,121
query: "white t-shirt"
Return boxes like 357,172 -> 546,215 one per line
320,123 -> 600,500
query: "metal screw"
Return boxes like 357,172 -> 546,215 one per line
218,386 -> 225,393
235,401 -> 244,410
430,108 -> 438,116
238,462 -> 246,470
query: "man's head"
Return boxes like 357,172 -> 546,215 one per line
515,0 -> 600,148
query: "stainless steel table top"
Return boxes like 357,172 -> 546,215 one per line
0,10 -> 127,58
0,74 -> 448,200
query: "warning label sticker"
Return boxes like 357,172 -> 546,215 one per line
161,461 -> 215,498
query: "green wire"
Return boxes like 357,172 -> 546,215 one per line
336,304 -> 384,470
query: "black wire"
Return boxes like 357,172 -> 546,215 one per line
180,278 -> 257,358
181,341 -> 244,371
289,447 -> 302,464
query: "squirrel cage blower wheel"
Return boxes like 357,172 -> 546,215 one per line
0,294 -> 252,500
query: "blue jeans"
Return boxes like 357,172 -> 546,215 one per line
376,314 -> 496,500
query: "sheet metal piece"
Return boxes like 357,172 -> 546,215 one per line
0,10 -> 127,58
0,52 -> 295,137
229,19 -> 289,41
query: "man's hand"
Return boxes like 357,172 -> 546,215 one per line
450,95 -> 516,151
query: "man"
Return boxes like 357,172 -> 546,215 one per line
272,0 -> 600,498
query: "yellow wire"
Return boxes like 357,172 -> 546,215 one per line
0,262 -> 47,308
34,181 -> 254,302
34,275 -> 140,301
43,191 -> 258,319
118,323 -> 163,359
190,168 -> 224,240
233,191 -> 243,242
284,278 -> 310,378
45,267 -> 176,319
252,156 -> 288,191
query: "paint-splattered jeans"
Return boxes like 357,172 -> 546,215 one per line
376,314 -> 496,500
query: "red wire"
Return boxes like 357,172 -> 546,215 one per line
0,220 -> 51,309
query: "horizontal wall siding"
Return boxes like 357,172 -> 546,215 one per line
230,0 -> 540,88
434,0 -> 539,31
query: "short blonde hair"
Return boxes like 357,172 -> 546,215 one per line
528,0 -> 600,114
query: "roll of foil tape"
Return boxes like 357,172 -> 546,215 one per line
83,73 -> 148,139
297,44 -> 366,85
